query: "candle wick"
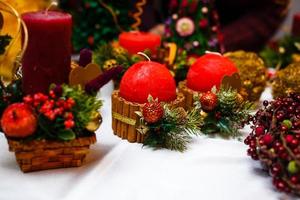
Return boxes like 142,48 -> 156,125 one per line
205,50 -> 222,56
46,1 -> 58,15
137,52 -> 151,61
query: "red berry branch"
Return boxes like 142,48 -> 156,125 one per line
245,93 -> 300,195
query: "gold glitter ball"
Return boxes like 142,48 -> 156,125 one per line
272,63 -> 300,97
225,51 -> 267,102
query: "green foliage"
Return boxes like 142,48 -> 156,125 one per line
201,86 -> 252,137
0,79 -> 23,118
260,35 -> 300,69
93,43 -> 143,84
61,85 -> 103,133
59,0 -> 134,52
0,34 -> 11,55
140,105 -> 202,152
21,85 -> 102,142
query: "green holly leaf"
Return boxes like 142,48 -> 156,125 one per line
58,129 -> 76,141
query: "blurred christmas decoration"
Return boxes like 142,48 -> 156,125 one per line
225,51 -> 267,102
260,13 -> 300,69
59,0 -> 134,52
245,93 -> 300,195
131,0 -> 146,30
164,0 -> 223,55
260,35 -> 300,69
272,63 -> 300,98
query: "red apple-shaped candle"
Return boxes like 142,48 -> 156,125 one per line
119,61 -> 176,104
119,31 -> 161,55
186,53 -> 238,92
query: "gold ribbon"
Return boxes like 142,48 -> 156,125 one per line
112,112 -> 136,126
0,1 -> 28,82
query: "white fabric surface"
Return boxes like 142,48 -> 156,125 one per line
0,82 -> 297,200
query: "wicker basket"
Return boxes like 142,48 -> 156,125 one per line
111,91 -> 185,143
7,133 -> 96,173
178,80 -> 198,110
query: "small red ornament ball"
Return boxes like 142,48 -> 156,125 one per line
187,53 -> 238,92
120,61 -> 176,104
1,103 -> 37,138
200,91 -> 218,112
142,101 -> 164,123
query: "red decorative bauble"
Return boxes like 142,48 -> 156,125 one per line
186,53 -> 238,92
142,101 -> 164,123
200,91 -> 218,112
119,61 -> 177,104
1,103 -> 37,138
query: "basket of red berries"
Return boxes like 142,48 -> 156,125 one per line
0,82 -> 102,172
245,93 -> 300,195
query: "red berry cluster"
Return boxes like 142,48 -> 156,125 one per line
245,93 -> 300,195
23,88 -> 76,129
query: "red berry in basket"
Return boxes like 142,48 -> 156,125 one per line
1,103 -> 37,138
64,120 -> 75,129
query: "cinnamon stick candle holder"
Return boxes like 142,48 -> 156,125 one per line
178,80 -> 198,110
111,90 -> 185,143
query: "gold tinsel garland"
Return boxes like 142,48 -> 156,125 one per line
272,63 -> 300,97
224,51 -> 267,102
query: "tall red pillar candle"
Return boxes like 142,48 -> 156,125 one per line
119,31 -> 161,55
21,11 -> 72,94
292,13 -> 300,37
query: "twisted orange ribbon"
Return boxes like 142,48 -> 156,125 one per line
131,0 -> 147,30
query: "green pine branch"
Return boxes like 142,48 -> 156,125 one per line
142,106 -> 202,152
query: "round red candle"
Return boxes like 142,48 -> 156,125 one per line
187,53 -> 238,92
119,61 -> 176,104
21,11 -> 72,94
292,13 -> 300,37
119,31 -> 161,55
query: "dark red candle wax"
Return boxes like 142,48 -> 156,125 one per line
21,11 -> 72,94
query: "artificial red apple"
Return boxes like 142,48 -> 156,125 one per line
187,53 -> 238,92
1,103 -> 37,138
119,61 -> 176,104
